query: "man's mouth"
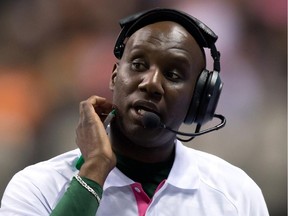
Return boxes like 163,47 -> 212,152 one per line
135,107 -> 155,115
136,108 -> 146,115
135,105 -> 159,117
132,100 -> 161,120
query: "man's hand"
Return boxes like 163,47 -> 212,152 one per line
76,96 -> 116,186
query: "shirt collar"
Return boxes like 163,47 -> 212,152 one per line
166,140 -> 200,190
103,167 -> 134,190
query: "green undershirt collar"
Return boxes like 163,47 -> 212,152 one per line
116,150 -> 175,198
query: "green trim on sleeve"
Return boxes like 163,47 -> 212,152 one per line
50,177 -> 103,216
76,156 -> 85,170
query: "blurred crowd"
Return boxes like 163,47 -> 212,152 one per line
0,0 -> 286,215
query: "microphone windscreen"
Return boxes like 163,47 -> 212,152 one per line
142,112 -> 161,129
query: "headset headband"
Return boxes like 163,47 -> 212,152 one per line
114,8 -> 221,71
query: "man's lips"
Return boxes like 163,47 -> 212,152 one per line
133,100 -> 160,117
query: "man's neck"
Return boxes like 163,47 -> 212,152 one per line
109,123 -> 176,163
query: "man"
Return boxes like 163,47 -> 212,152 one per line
0,8 -> 269,215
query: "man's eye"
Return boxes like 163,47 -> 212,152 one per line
165,71 -> 181,81
131,61 -> 146,71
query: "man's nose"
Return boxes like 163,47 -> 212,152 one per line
138,68 -> 164,99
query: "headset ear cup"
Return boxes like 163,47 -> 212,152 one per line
184,70 -> 209,124
195,71 -> 223,125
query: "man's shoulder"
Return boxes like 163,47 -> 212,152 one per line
179,144 -> 245,176
1,149 -> 81,210
173,143 -> 269,215
188,147 -> 262,198
191,147 -> 252,182
11,149 -> 81,187
26,149 -> 80,178
175,143 -> 253,187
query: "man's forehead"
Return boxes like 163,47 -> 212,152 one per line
123,21 -> 205,70
126,25 -> 191,54
128,21 -> 199,49
134,21 -> 190,35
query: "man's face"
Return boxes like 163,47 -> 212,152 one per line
110,21 -> 205,146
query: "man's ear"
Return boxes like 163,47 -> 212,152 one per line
109,63 -> 118,90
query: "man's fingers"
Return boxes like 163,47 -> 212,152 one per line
79,96 -> 113,124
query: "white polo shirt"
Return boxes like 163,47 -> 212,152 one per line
0,141 -> 269,216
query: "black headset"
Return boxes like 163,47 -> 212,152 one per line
113,8 -> 223,126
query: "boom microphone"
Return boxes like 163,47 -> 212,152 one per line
142,112 -> 162,129
142,112 -> 226,141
